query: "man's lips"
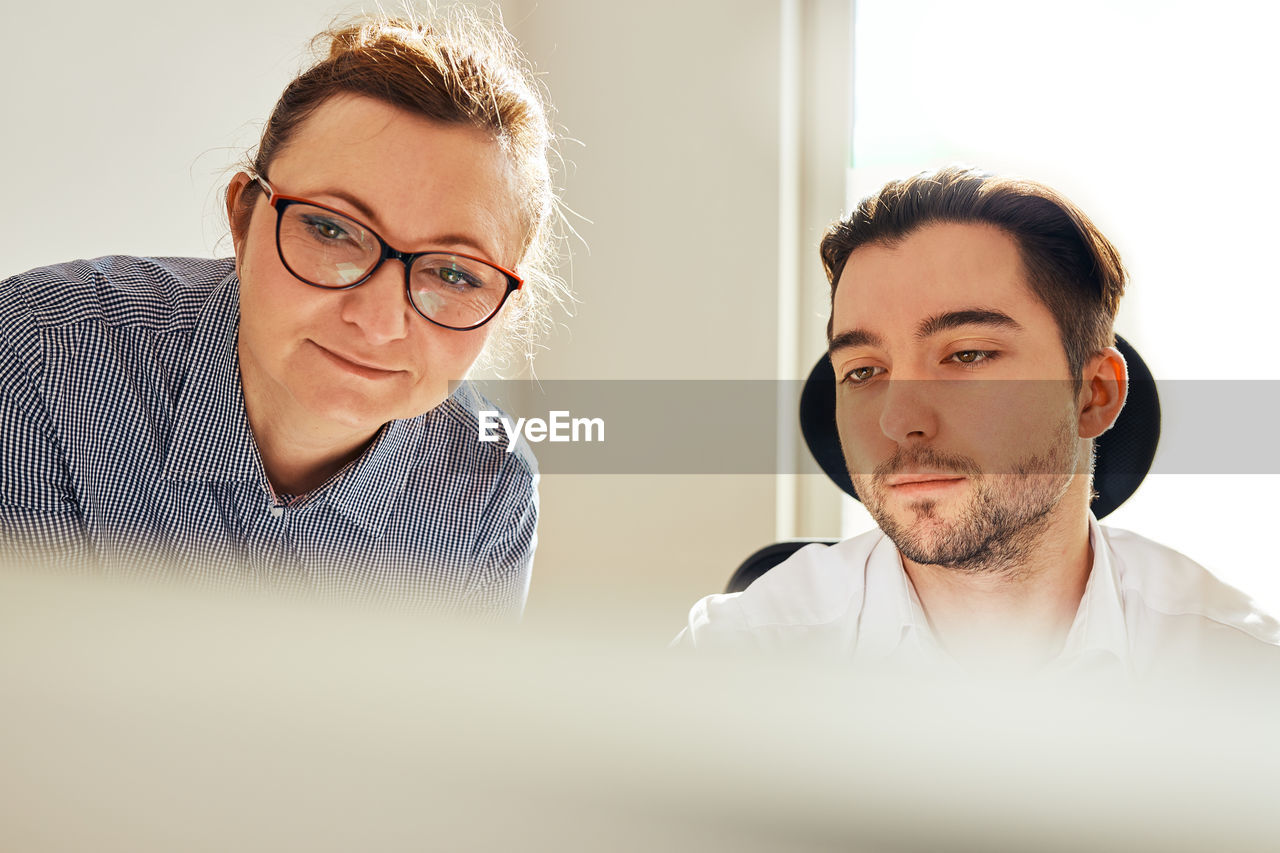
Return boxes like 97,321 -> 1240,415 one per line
311,342 -> 403,378
884,472 -> 967,489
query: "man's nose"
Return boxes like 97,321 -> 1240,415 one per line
878,378 -> 940,443
338,260 -> 412,344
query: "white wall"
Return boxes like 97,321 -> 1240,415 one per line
499,0 -> 802,629
3,0 -> 352,273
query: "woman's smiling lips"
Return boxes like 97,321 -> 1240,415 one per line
310,341 -> 404,379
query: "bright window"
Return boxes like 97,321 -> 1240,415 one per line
844,0 -> 1280,612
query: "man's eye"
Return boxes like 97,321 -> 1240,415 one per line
949,349 -> 996,365
841,365 -> 883,384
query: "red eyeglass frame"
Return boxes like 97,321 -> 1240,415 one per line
246,171 -> 523,331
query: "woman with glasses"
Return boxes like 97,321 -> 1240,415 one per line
0,11 -> 564,617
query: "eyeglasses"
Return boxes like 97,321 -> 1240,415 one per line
247,172 -> 522,331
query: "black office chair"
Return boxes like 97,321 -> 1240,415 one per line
726,335 -> 1161,593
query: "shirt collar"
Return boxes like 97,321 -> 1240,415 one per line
856,514 -> 1131,672
856,535 -> 936,661
316,414 -> 423,536
1053,514 -> 1131,672
163,267 -> 259,484
160,266 -> 429,538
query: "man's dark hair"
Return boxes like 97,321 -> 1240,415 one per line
820,166 -> 1127,388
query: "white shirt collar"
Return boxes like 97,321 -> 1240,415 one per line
1053,514 -> 1131,672
855,514 -> 1131,674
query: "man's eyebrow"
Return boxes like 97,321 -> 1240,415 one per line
828,309 -> 1021,353
915,309 -> 1022,340
829,328 -> 885,353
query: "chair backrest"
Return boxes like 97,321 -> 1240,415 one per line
726,334 -> 1161,593
726,539 -> 839,594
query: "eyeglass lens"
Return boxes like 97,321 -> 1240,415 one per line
277,202 -> 509,328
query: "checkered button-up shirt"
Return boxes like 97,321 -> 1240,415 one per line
0,256 -> 537,617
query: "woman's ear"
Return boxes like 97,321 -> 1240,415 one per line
1078,346 -> 1128,440
225,172 -> 255,258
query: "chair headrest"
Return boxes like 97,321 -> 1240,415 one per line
798,334 -> 1160,520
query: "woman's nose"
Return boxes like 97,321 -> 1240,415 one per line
338,260 -> 413,344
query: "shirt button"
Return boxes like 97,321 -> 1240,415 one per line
270,505 -> 284,518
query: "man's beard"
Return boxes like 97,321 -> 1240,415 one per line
851,416 -> 1080,576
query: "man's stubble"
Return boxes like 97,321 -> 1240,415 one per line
851,413 -> 1081,577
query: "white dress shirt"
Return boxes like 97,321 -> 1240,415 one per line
676,516 -> 1280,679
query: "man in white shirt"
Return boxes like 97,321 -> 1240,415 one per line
676,167 -> 1278,678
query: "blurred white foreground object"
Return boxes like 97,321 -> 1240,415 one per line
1,568 -> 1277,852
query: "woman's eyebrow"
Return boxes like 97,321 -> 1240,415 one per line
310,190 -> 495,258
426,234 -> 497,258
312,188 -> 380,225
915,308 -> 1022,340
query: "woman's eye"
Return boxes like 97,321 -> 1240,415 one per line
437,266 -> 482,288
302,216 -> 350,242
841,365 -> 883,384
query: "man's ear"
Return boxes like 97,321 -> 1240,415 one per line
1078,346 -> 1128,440
225,172 -> 255,258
